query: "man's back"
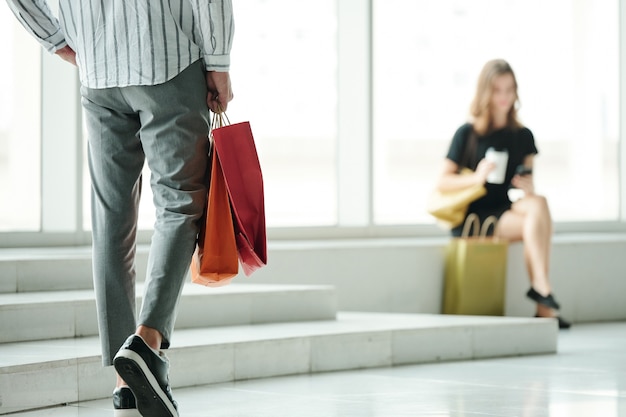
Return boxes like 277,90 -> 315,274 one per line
6,0 -> 234,88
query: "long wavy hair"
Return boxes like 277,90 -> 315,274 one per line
470,59 -> 523,135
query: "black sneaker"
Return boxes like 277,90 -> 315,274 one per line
113,387 -> 140,417
113,335 -> 179,417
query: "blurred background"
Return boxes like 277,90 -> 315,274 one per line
0,0 -> 620,240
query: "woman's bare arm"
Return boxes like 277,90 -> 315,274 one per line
436,158 -> 494,192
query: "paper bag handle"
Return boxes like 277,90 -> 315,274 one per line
211,110 -> 230,130
211,104 -> 231,127
461,213 -> 480,238
209,110 -> 231,150
480,216 -> 498,237
461,214 -> 498,238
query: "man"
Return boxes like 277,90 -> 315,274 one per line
6,1 -> 234,416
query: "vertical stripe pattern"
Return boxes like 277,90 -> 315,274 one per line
6,0 -> 234,89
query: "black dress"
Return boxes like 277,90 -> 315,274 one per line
446,123 -> 538,237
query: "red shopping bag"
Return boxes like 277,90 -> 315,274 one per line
212,119 -> 267,276
190,143 -> 239,287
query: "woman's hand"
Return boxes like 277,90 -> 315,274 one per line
473,158 -> 495,184
511,174 -> 535,195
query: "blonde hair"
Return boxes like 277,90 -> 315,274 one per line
470,59 -> 523,135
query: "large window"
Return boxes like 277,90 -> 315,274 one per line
1,0 -> 624,244
0,11 -> 42,232
227,0 -> 338,227
373,0 -> 619,224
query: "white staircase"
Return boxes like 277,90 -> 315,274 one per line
0,248 -> 558,415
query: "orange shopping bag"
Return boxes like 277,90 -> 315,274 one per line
190,141 -> 239,287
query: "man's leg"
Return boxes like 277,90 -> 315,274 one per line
113,60 -> 210,417
81,87 -> 144,366
129,60 -> 210,347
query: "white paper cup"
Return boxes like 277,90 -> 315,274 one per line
485,148 -> 508,184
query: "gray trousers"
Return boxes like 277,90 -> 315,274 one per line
81,60 -> 210,366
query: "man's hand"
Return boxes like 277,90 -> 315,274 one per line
55,45 -> 77,66
206,71 -> 233,113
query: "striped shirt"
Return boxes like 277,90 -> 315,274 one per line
6,0 -> 234,89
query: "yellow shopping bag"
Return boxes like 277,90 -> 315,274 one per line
442,214 -> 508,316
427,169 -> 487,229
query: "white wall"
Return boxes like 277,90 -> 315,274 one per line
2,234 -> 624,324
246,234 -> 626,323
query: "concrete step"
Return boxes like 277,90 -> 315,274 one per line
0,312 -> 558,415
0,283 -> 337,343
0,247 -> 97,293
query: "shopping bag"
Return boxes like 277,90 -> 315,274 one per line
427,169 -> 486,229
442,214 -> 508,316
212,114 -> 267,276
190,141 -> 239,287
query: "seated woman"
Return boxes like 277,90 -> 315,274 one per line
436,59 -> 570,329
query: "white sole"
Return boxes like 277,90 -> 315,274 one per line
113,408 -> 142,417
114,349 -> 179,417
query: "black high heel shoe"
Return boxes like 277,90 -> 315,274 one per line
526,287 -> 561,310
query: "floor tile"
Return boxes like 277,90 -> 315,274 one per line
6,322 -> 626,417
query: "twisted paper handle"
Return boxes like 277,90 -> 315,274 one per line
461,214 -> 498,238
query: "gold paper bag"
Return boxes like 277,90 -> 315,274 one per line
443,215 -> 508,316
